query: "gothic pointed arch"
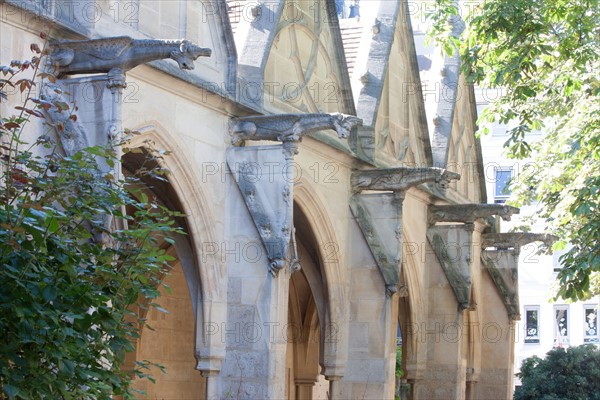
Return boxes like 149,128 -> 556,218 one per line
293,179 -> 349,380
126,121 -> 226,374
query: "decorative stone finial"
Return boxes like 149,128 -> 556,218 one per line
47,36 -> 211,75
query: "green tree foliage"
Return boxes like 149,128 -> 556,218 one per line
0,42 -> 181,398
427,0 -> 600,300
514,344 -> 600,400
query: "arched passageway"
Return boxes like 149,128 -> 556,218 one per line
121,148 -> 206,399
285,207 -> 332,399
133,260 -> 207,399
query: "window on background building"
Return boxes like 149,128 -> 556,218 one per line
553,252 -> 563,273
584,305 -> 599,343
524,306 -> 540,344
554,305 -> 569,347
494,168 -> 512,203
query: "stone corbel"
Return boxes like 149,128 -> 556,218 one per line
481,233 -> 557,320
227,113 -> 361,276
350,168 -> 460,296
426,204 -> 520,311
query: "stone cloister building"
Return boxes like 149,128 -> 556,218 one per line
1,0 -> 553,399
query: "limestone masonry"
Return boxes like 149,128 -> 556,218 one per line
0,0 -> 555,398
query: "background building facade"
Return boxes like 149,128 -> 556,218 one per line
476,89 -> 600,388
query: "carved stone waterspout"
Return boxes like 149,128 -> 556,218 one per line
48,36 -> 211,75
227,113 -> 360,277
350,167 -> 460,296
229,113 -> 362,146
429,204 -> 520,224
352,167 -> 460,193
481,232 -> 557,250
481,232 -> 558,320
427,203 -> 520,311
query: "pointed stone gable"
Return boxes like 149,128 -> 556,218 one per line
408,2 -> 486,202
444,75 -> 487,203
337,1 -> 432,166
372,1 -> 432,167
262,0 -> 354,116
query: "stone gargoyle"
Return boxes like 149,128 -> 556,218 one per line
229,113 -> 362,146
352,167 -> 461,193
47,36 -> 211,75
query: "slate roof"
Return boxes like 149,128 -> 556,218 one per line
226,0 -> 247,35
339,18 -> 363,77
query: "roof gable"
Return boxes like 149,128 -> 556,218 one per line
232,0 -> 354,115
372,1 -> 432,167
262,0 -> 354,115
339,0 -> 432,166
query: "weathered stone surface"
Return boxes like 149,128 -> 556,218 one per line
481,249 -> 520,320
350,167 -> 460,296
40,83 -> 90,156
350,193 -> 402,295
429,203 -> 520,224
48,36 -> 211,75
481,232 -> 558,320
427,224 -> 475,311
228,277 -> 242,305
229,113 -> 362,146
226,146 -> 292,276
351,167 -> 460,192
481,232 -> 557,250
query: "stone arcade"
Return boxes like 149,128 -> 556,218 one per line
0,0 -> 554,399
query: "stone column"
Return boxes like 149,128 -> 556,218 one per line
106,68 -> 126,179
327,377 -> 341,400
295,379 -> 316,399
